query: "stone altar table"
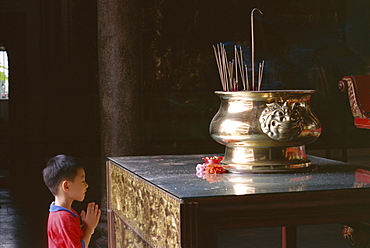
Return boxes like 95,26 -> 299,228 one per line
106,154 -> 370,248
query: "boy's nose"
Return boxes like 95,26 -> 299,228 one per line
86,182 -> 89,188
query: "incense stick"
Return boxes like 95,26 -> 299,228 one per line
245,64 -> 249,91
213,7 -> 264,92
212,45 -> 223,90
251,8 -> 263,91
237,46 -> 245,90
258,60 -> 265,91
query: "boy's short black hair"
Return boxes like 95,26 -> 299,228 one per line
42,154 -> 83,196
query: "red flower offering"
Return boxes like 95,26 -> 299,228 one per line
202,156 -> 224,164
205,163 -> 226,174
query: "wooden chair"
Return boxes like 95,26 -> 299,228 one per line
339,75 -> 370,247
338,75 -> 370,129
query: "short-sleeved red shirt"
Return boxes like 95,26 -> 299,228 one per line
47,203 -> 86,248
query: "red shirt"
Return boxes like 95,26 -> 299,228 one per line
47,203 -> 86,248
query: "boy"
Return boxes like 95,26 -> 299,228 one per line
43,154 -> 101,248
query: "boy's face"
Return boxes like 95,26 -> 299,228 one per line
68,168 -> 89,202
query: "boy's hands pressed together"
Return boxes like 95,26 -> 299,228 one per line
81,202 -> 101,235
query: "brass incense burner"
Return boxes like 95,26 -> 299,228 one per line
210,9 -> 321,172
209,90 -> 321,172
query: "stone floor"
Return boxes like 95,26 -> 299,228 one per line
0,188 -> 29,248
1,148 -> 368,248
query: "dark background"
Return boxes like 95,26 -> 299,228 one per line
0,0 -> 369,247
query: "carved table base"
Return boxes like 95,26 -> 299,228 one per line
107,161 -> 181,247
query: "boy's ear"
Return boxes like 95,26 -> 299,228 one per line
61,180 -> 69,192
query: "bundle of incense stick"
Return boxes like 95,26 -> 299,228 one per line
212,43 -> 264,91
213,8 -> 264,92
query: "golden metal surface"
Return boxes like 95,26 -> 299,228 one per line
113,213 -> 124,248
108,161 -> 181,248
210,90 -> 321,172
113,213 -> 151,248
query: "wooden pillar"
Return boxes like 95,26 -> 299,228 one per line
96,0 -> 142,246
97,0 -> 142,158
